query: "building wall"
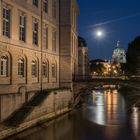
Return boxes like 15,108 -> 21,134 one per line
0,0 -> 59,95
25,90 -> 72,122
78,47 -> 89,79
59,0 -> 79,88
0,0 -> 79,122
0,89 -> 72,122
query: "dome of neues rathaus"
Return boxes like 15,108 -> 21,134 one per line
112,41 -> 126,64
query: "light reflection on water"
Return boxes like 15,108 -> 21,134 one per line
131,107 -> 140,139
85,88 -> 126,126
6,85 -> 140,140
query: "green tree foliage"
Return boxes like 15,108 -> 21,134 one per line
90,60 -> 106,75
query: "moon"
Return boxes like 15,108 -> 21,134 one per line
96,30 -> 103,37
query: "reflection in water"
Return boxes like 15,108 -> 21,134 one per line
131,107 -> 140,139
6,85 -> 140,140
87,88 -> 126,125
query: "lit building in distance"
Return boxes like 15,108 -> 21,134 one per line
112,41 -> 126,64
78,36 -> 89,80
90,59 -> 111,76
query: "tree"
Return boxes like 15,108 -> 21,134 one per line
90,60 -> 106,75
126,36 -> 140,75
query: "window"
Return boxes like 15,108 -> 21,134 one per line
52,31 -> 56,51
32,60 -> 37,77
42,62 -> 48,77
18,58 -> 24,77
33,0 -> 38,7
44,0 -> 48,13
1,56 -> 8,76
33,20 -> 38,45
52,0 -> 56,18
44,27 -> 48,49
19,14 -> 26,41
52,63 -> 56,78
3,6 -> 10,37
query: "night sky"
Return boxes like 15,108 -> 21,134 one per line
77,0 -> 140,60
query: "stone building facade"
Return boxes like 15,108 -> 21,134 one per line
0,0 -> 60,95
0,0 -> 79,121
78,36 -> 89,80
0,0 -> 79,94
59,0 -> 79,87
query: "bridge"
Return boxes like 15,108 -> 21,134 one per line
73,76 -> 128,95
73,76 -> 140,108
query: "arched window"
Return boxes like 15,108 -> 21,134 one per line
32,60 -> 37,77
42,62 -> 48,77
1,56 -> 8,76
18,58 -> 24,77
52,63 -> 56,78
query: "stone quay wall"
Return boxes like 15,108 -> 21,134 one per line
0,89 -> 73,139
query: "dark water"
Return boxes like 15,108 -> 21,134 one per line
6,85 -> 140,140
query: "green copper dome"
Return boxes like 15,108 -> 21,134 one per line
112,41 -> 126,63
113,41 -> 125,53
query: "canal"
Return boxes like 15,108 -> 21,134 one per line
6,85 -> 140,140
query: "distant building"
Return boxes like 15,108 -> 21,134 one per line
90,59 -> 111,76
78,36 -> 89,79
112,41 -> 126,64
92,59 -> 109,66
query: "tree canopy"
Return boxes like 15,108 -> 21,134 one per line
126,36 -> 140,75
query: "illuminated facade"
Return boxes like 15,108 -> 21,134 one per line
0,0 -> 79,122
78,36 -> 89,79
0,0 -> 79,93
90,59 -> 111,76
112,41 -> 126,64
59,0 -> 79,87
0,0 -> 59,94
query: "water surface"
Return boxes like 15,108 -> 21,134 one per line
6,86 -> 140,140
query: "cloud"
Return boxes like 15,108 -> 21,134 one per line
90,13 -> 140,27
